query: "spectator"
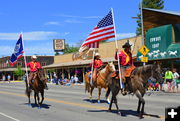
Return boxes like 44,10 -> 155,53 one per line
53,72 -> 58,85
2,75 -> 5,81
7,74 -> 11,83
74,75 -> 79,84
172,68 -> 179,93
165,68 -> 173,92
70,76 -> 74,84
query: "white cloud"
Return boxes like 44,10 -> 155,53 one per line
64,19 -> 83,24
0,43 -> 54,57
116,33 -> 136,39
44,21 -> 62,26
55,14 -> 101,19
0,31 -> 69,41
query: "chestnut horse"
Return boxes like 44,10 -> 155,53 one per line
85,62 -> 115,103
25,70 -> 46,108
106,64 -> 163,118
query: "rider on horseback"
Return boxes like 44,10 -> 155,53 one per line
115,40 -> 134,95
27,55 -> 48,90
91,53 -> 103,85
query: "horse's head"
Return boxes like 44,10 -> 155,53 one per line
107,62 -> 116,73
151,64 -> 163,84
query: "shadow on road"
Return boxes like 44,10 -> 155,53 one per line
83,99 -> 108,103
87,109 -> 161,119
23,103 -> 51,109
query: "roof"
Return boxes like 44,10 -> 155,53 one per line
143,8 -> 180,16
142,8 -> 180,37
0,68 -> 30,72
43,57 -> 116,69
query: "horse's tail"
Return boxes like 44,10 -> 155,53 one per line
85,72 -> 91,93
105,87 -> 111,99
24,75 -> 32,97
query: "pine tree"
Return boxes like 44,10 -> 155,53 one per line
136,0 -> 164,36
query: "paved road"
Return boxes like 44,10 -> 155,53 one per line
0,82 -> 179,121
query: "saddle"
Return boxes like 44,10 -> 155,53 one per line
111,65 -> 136,79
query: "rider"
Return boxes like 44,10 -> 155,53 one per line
27,55 -> 48,90
115,40 -> 134,94
91,53 -> 104,84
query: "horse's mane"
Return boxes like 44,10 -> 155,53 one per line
132,64 -> 154,76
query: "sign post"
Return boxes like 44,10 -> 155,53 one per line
139,45 -> 150,64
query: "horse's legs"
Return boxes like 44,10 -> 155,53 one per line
137,100 -> 141,113
34,92 -> 37,105
37,92 -> 40,107
40,90 -> 44,105
108,96 -> 113,111
114,96 -> 121,115
89,86 -> 94,101
135,90 -> 145,118
98,87 -> 101,103
105,87 -> 110,104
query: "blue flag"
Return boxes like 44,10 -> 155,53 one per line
9,34 -> 24,66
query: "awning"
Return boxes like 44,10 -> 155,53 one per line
0,68 -> 30,72
43,57 -> 116,69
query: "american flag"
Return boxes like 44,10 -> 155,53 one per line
80,10 -> 115,51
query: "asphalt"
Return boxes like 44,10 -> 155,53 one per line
0,82 -> 180,121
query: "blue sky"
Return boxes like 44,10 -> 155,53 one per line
0,0 -> 179,57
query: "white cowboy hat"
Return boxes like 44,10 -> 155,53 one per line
31,55 -> 37,59
95,53 -> 100,57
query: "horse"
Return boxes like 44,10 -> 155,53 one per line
85,62 -> 116,103
25,69 -> 46,108
106,64 -> 163,118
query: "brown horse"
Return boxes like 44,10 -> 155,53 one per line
85,62 -> 116,103
106,64 -> 163,118
25,70 -> 46,108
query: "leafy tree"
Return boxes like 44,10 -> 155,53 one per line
136,0 -> 164,35
13,66 -> 25,80
63,44 -> 79,54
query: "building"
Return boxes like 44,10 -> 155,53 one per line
44,36 -> 143,82
137,8 -> 180,71
0,56 -> 54,81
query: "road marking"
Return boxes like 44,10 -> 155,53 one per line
0,112 -> 20,121
0,90 -> 165,119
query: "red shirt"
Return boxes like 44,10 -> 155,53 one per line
27,61 -> 42,72
115,50 -> 133,66
90,59 -> 103,68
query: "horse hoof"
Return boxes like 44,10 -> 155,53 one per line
107,99 -> 110,104
117,111 -> 121,116
139,114 -> 144,119
97,100 -> 100,103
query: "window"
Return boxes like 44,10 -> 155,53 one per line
41,62 -> 46,66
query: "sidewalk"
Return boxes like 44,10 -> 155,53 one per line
0,80 -> 23,83
162,84 -> 180,92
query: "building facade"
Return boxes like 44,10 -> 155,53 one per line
0,56 -> 54,81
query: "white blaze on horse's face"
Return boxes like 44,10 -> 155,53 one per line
108,62 -> 116,72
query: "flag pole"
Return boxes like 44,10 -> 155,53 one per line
90,49 -> 95,86
21,33 -> 29,87
140,0 -> 145,66
111,8 -> 123,89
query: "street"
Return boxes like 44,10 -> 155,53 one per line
0,82 -> 179,121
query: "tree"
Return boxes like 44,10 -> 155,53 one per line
63,44 -> 79,54
136,0 -> 164,35
13,66 -> 25,80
